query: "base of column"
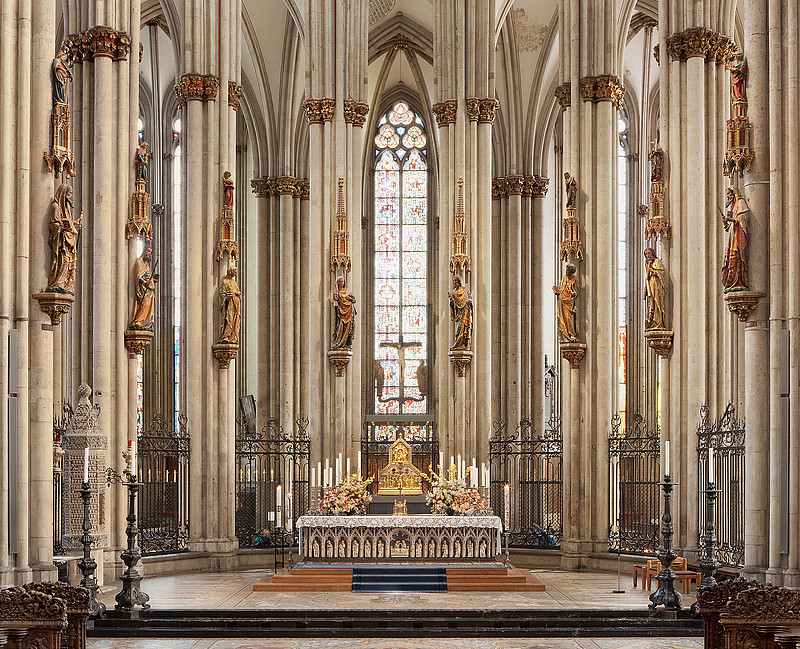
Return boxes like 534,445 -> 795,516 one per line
724,290 -> 765,322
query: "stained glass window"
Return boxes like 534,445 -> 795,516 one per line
373,102 -> 428,415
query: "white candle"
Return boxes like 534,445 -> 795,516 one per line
481,463 -> 487,488
83,446 -> 89,483
439,451 -> 444,475
311,467 -> 316,488
709,447 -> 715,483
357,450 -> 362,479
287,492 -> 293,530
457,454 -> 462,480
346,457 -> 351,478
450,455 -> 454,473
276,484 -> 282,527
338,453 -> 342,482
665,441 -> 670,476
328,467 -> 333,487
504,483 -> 510,530
318,461 -> 322,486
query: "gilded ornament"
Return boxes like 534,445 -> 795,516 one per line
228,81 -> 244,110
378,439 -> 423,495
721,186 -> 749,293
218,266 -> 241,344
643,248 -> 668,330
343,99 -> 369,125
250,177 -> 272,198
554,83 -> 571,110
175,73 -> 219,107
45,184 -> 82,294
212,341 -> 239,368
302,98 -> 335,124
66,27 -> 131,63
492,177 -> 507,200
449,348 -> 473,377
478,98 -> 500,123
331,178 -> 351,273
124,328 -> 154,356
560,342 -> 586,369
448,274 -> 473,351
128,246 -> 159,331
34,291 -> 75,327
553,264 -> 579,343
216,171 -> 238,261
666,27 -> 737,64
432,99 -> 457,126
466,97 -> 480,121
331,276 -> 356,351
531,176 -> 549,197
724,290 -> 765,322
580,75 -> 625,108
450,178 -> 470,277
644,329 -> 674,357
505,174 -> 525,195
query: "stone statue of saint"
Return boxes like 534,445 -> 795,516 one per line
643,248 -> 667,330
649,140 -> 663,183
448,275 -> 473,350
52,46 -> 72,106
218,265 -> 241,343
135,141 -> 150,183
731,59 -> 747,102
46,184 -> 82,293
553,264 -> 579,343
721,185 -> 749,292
223,171 -> 234,207
374,359 -> 385,400
331,276 -> 356,350
564,172 -> 577,209
416,359 -> 427,398
128,246 -> 159,330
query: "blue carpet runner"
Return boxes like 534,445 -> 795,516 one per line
351,565 -> 447,592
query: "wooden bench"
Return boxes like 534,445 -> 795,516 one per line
0,586 -> 68,649
23,582 -> 91,649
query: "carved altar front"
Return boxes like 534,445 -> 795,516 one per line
297,514 -> 502,561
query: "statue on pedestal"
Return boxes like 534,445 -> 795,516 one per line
448,275 -> 473,350
218,265 -> 241,343
721,186 -> 749,292
644,248 -> 667,330
564,172 -> 577,209
731,59 -> 747,102
47,183 -> 81,293
134,141 -> 150,183
553,264 -> 579,343
331,276 -> 356,350
129,247 -> 159,330
52,46 -> 73,106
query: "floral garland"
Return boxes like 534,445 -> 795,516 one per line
424,471 -> 492,516
317,474 -> 374,515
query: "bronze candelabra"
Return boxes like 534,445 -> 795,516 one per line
649,474 -> 682,614
76,481 -> 105,617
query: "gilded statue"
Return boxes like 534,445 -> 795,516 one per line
731,59 -> 747,102
448,275 -> 473,350
649,140 -> 663,183
564,172 -> 577,209
416,359 -> 427,398
46,183 -> 81,293
375,359 -> 385,400
643,248 -> 667,330
223,171 -> 234,207
331,276 -> 356,349
52,46 -> 72,106
129,246 -> 159,330
134,141 -> 150,183
553,264 -> 579,343
218,265 -> 241,343
721,186 -> 749,292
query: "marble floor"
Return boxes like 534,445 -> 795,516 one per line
87,568 -> 702,649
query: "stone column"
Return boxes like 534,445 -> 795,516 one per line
530,178 -> 549,431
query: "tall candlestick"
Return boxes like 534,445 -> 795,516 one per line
131,440 -> 136,475
665,441 -> 670,476
504,483 -> 510,530
709,447 -> 715,482
83,446 -> 89,483
276,484 -> 282,528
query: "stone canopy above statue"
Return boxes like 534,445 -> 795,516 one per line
378,439 -> 423,495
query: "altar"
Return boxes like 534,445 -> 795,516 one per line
297,514 -> 503,561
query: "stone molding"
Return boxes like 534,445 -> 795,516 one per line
666,27 -> 738,64
66,26 -> 131,62
175,73 -> 220,107
343,100 -> 369,126
303,98 -> 335,124
228,81 -> 244,110
478,98 -> 500,123
432,99 -> 457,126
580,75 -> 625,108
554,83 -> 571,110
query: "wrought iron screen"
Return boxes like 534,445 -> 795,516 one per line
489,418 -> 562,548
235,417 -> 309,548
360,420 -> 438,490
137,412 -> 190,555
52,402 -> 72,555
697,404 -> 745,567
608,413 -> 660,555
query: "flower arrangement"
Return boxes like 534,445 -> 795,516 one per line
425,469 -> 492,516
318,473 -> 374,515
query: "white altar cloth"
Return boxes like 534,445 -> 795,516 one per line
296,514 -> 503,559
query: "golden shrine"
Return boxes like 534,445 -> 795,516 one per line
378,439 -> 423,495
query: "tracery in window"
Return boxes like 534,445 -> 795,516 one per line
373,102 -> 428,415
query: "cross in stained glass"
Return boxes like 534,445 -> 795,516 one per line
378,335 -> 423,406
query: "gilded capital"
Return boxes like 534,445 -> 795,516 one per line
303,98 -> 335,124
175,73 -> 219,107
251,178 -> 272,198
492,177 -> 508,200
432,100 -> 457,126
580,75 -> 625,108
276,176 -> 297,195
505,175 -> 525,195
228,82 -> 244,110
478,98 -> 499,123
297,179 -> 310,200
667,27 -> 738,64
531,176 -> 549,197
66,27 -> 131,62
554,83 -> 571,110
343,100 -> 369,126
466,98 -> 480,122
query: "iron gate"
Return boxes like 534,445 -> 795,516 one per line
697,404 -> 745,567
137,412 -> 190,555
235,417 -> 309,548
609,413 -> 660,555
489,418 -> 562,548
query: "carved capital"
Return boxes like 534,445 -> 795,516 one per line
276,176 -> 297,195
667,27 -> 738,64
531,176 -> 549,197
580,75 -> 625,108
492,177 -> 508,200
228,81 -> 244,110
212,341 -> 239,369
449,349 -> 473,377
251,177 -> 271,198
724,290 -> 766,322
303,98 -> 335,124
505,174 -> 525,195
466,97 -> 480,121
554,83 -> 571,110
297,179 -> 310,200
644,329 -> 674,357
66,27 -> 131,62
560,342 -> 586,369
34,291 -> 74,326
124,328 -> 154,356
175,73 -> 219,107
432,99 -> 457,126
343,100 -> 369,126
328,348 -> 352,377
478,98 -> 499,123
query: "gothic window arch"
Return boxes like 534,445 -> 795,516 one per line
370,101 -> 430,417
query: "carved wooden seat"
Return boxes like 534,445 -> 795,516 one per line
22,583 -> 90,649
0,586 -> 68,649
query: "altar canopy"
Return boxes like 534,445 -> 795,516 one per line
297,514 -> 503,560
